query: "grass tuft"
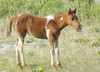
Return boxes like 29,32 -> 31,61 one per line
30,64 -> 44,72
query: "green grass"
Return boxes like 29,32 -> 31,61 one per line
30,64 -> 44,72
74,39 -> 92,44
0,0 -> 100,72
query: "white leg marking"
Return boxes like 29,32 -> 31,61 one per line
45,15 -> 54,38
15,41 -> 20,65
55,47 -> 60,64
54,39 -> 60,64
50,42 -> 54,65
18,37 -> 25,66
50,49 -> 54,65
18,37 -> 22,47
60,16 -> 63,20
46,29 -> 50,38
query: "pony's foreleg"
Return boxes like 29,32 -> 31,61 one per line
54,39 -> 62,69
18,37 -> 27,69
48,36 -> 56,70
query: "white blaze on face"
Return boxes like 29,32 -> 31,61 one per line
45,15 -> 54,38
60,16 -> 63,20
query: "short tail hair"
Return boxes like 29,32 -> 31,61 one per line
6,18 -> 13,37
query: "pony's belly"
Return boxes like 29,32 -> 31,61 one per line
28,30 -> 47,39
31,33 -> 47,39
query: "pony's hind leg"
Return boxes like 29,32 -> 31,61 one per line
15,38 -> 21,66
16,31 -> 27,69
17,36 -> 27,69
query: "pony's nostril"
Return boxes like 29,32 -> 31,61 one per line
77,24 -> 82,32
78,24 -> 82,29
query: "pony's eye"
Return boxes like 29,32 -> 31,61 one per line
71,18 -> 74,21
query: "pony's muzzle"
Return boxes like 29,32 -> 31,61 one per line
77,24 -> 82,32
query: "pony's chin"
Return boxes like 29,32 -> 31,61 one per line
77,28 -> 81,32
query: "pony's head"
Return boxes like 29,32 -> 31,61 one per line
67,8 -> 82,32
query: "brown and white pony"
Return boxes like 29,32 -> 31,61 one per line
6,8 -> 82,70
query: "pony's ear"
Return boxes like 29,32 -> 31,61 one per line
73,8 -> 76,13
68,8 -> 72,14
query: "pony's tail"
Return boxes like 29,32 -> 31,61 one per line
6,18 -> 13,37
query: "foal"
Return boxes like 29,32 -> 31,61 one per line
6,8 -> 82,69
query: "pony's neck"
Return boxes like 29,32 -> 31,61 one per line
54,13 -> 68,30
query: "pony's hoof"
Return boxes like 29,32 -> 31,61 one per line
22,65 -> 27,69
17,62 -> 21,66
57,63 -> 62,69
51,64 -> 57,70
